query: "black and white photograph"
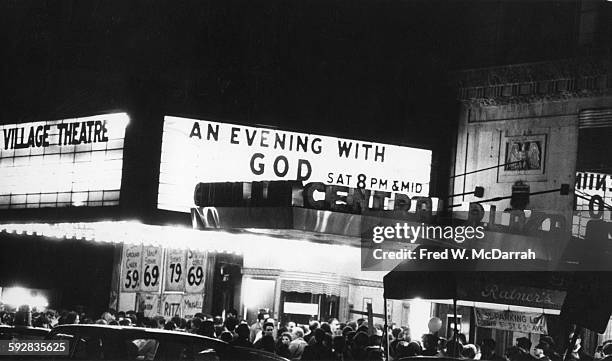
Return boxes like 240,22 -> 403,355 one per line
0,1 -> 611,360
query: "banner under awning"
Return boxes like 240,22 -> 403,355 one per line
474,308 -> 548,334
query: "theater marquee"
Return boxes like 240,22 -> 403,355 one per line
0,113 -> 129,209
158,116 -> 432,212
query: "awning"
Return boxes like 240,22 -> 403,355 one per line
0,221 -> 387,282
383,260 -> 612,333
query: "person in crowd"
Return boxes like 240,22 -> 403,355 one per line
328,318 -> 340,335
32,314 -> 47,328
534,344 -> 551,361
302,328 -> 333,361
332,335 -> 350,361
396,341 -> 422,359
539,336 -> 562,361
220,331 -> 233,343
60,311 -> 79,325
225,315 -> 238,334
356,325 -> 369,336
254,321 -> 276,347
171,316 -> 183,331
230,323 -> 254,348
517,337 -> 533,356
422,333 -> 440,356
286,321 -> 296,333
250,312 -> 269,343
289,327 -> 309,361
320,322 -> 332,335
350,331 -> 370,360
566,332 -> 594,361
305,320 -> 320,344
341,326 -> 354,338
276,331 -> 293,359
255,334 -> 276,353
163,320 -> 175,330
214,323 -> 227,338
153,316 -> 165,329
445,339 -> 463,358
462,344 -> 479,359
277,326 -> 289,340
388,327 -> 403,360
198,320 -> 215,337
507,346 -> 526,361
366,334 -> 384,361
190,317 -> 203,333
480,338 -> 505,361
100,311 -> 115,324
347,321 -> 358,332
345,331 -> 356,350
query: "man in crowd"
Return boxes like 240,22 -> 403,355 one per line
250,311 -> 269,343
289,327 -> 308,360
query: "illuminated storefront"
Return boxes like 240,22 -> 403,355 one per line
152,115 -> 435,324
0,112 -> 434,325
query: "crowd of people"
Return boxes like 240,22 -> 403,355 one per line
2,306 -> 612,361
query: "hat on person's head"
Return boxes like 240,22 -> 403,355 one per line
342,326 -> 354,337
517,337 -> 532,350
539,336 -> 555,347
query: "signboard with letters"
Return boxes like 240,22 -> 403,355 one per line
120,246 -> 207,318
158,116 -> 432,212
182,294 -> 204,318
165,250 -> 187,292
138,293 -> 161,318
458,283 -> 566,310
573,171 -> 612,239
0,113 -> 128,209
162,294 -> 183,318
121,245 -> 142,292
475,308 -> 548,334
185,251 -> 207,294
140,247 -> 163,293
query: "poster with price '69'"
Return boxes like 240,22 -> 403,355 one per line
165,250 -> 187,292
185,251 -> 207,294
141,247 -> 162,292
121,245 -> 142,292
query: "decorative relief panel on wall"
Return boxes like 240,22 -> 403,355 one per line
498,133 -> 547,183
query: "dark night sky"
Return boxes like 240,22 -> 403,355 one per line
0,0 -> 606,145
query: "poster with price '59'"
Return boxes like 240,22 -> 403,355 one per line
121,245 -> 142,292
165,250 -> 187,292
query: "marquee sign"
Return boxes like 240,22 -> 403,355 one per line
158,116 -> 432,212
573,171 -> 612,239
0,113 -> 129,209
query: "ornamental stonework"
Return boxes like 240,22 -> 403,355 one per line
453,57 -> 612,106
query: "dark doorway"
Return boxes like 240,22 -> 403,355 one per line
211,253 -> 243,317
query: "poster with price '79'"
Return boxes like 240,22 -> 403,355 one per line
121,245 -> 142,292
140,247 -> 162,292
165,249 -> 187,292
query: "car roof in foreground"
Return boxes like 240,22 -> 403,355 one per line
51,324 -> 226,341
399,357 -> 464,361
0,325 -> 50,333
